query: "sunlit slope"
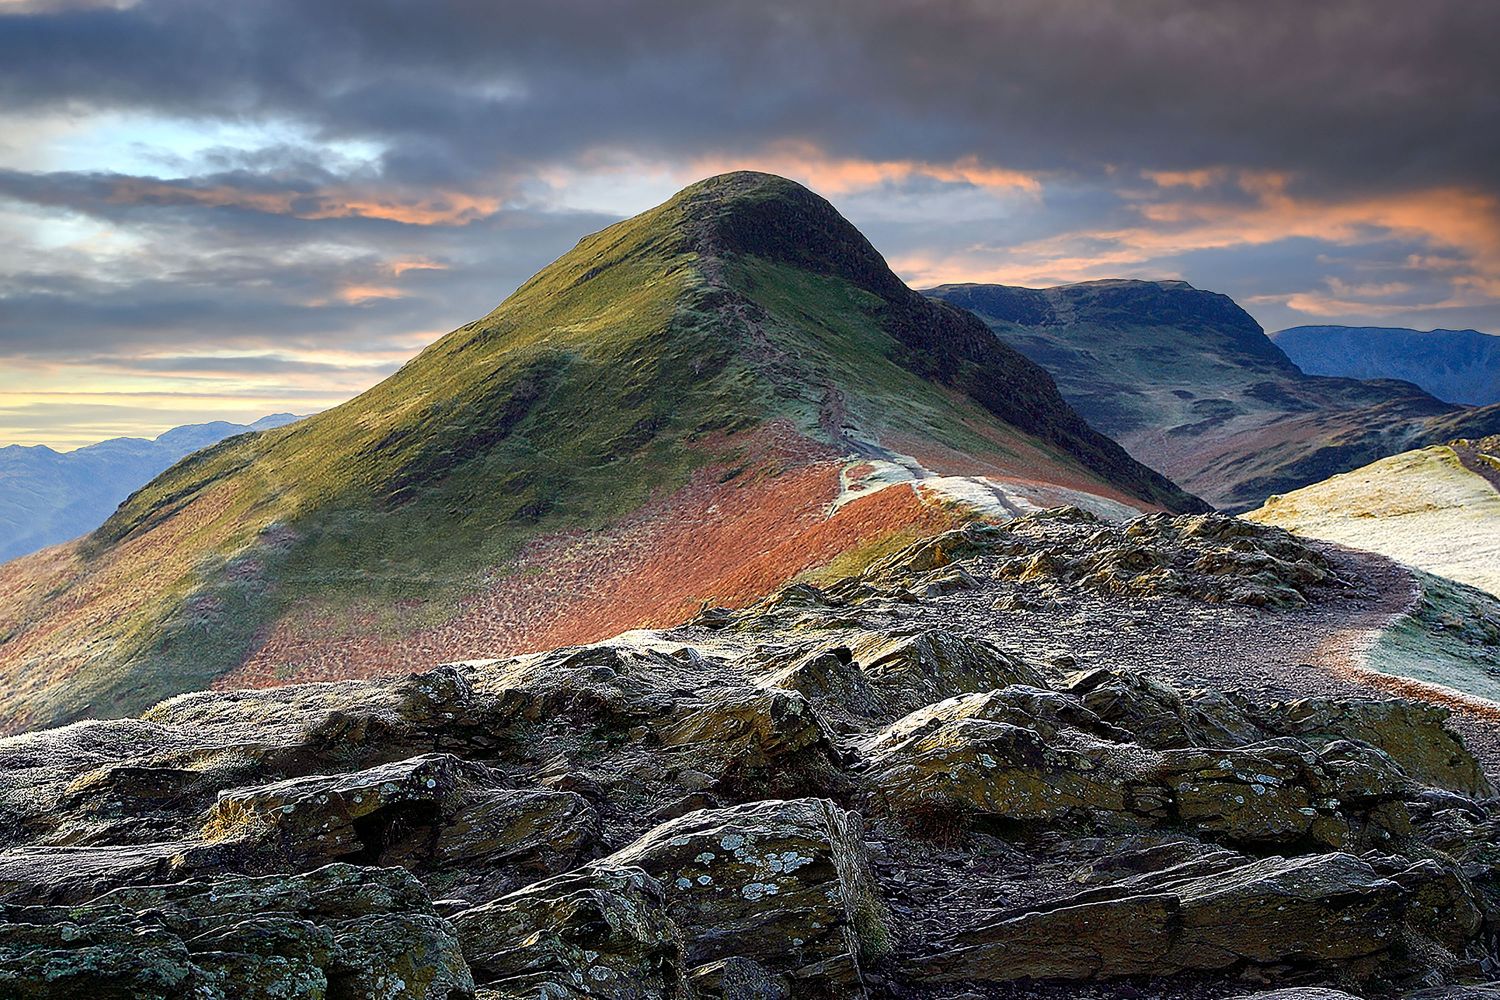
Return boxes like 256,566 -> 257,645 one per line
1248,438 -> 1500,598
0,172 -> 1199,732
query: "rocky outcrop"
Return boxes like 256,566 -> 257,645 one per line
857,509 -> 1342,608
453,862 -> 689,998
0,513 -> 1496,997
916,850 -> 1476,982
1250,697 -> 1495,797
205,753 -> 601,901
0,863 -> 472,1000
608,798 -> 887,996
847,629 -> 1048,717
863,688 -> 1414,851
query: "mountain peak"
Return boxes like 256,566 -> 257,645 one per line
0,173 -> 1201,732
1056,277 -> 1198,292
663,171 -> 902,298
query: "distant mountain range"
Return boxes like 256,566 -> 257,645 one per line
926,280 -> 1500,510
0,414 -> 301,564
1272,325 -> 1500,406
0,172 -> 1198,732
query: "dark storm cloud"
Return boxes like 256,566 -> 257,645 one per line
1,0 -> 1496,196
3,0 -> 1499,445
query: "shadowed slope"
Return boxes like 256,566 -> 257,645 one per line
0,173 -> 1199,732
929,280 -> 1500,511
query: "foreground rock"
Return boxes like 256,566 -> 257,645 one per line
916,850 -> 1481,982
0,863 -> 472,1000
608,798 -> 887,996
453,862 -> 689,998
0,512 -> 1497,997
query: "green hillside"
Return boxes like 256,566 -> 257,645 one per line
0,172 -> 1199,730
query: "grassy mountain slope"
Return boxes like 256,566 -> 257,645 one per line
0,172 -> 1198,732
1248,435 -> 1500,599
927,279 -> 1500,510
1273,325 -> 1500,406
0,414 -> 300,564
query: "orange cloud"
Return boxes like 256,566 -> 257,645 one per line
1142,168 -> 1227,190
389,257 -> 446,276
895,179 -> 1500,315
101,178 -> 500,225
301,193 -> 500,225
335,284 -> 405,304
690,142 -> 1042,196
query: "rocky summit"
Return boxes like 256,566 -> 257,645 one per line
4,506 -> 1500,998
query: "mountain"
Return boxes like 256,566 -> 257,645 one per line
926,279 -> 1500,511
1272,324 -> 1500,406
0,414 -> 302,564
0,172 -> 1199,733
1248,434 -> 1500,598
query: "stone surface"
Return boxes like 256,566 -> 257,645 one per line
607,798 -> 886,997
917,851 -> 1469,982
205,752 -> 600,900
0,863 -> 473,1000
849,629 -> 1048,717
453,861 -> 689,998
1251,697 -> 1494,797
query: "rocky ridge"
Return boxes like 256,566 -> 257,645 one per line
2,510 -> 1499,998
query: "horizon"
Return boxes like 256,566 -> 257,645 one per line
3,1 -> 1500,448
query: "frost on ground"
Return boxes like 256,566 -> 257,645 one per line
1249,443 -> 1500,599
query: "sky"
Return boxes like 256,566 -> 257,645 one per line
1,1 -> 1498,449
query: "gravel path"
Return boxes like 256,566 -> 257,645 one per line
892,539 -> 1500,782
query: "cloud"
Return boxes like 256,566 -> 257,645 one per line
1,0 -> 1499,444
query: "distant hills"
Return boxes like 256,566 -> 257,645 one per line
0,172 -> 1198,732
0,414 -> 301,563
1272,325 -> 1500,406
926,280 -> 1500,511
1249,434 -> 1500,599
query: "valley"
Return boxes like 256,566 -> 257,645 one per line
928,280 -> 1500,511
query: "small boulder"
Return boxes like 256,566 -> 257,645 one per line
850,630 -> 1048,717
1065,667 -> 1256,750
0,901 -> 196,999
204,753 -> 601,895
1251,698 -> 1493,797
917,850 -> 1470,982
748,645 -> 881,720
91,863 -> 473,1000
606,798 -> 886,996
453,861 -> 690,999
